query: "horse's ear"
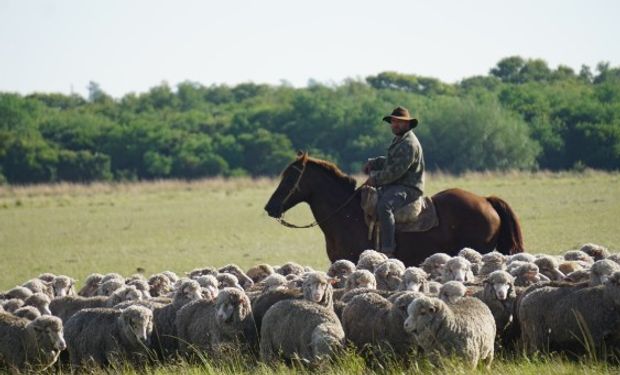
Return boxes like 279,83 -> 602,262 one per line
296,150 -> 308,160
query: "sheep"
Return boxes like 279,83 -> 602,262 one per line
186,267 -> 218,280
275,261 -> 306,276
64,306 -> 153,367
420,253 -> 451,281
327,260 -> 356,289
260,299 -> 345,364
147,273 -> 173,297
404,295 -> 496,368
564,269 -> 591,284
252,272 -> 334,334
246,264 -> 275,283
24,293 -> 52,315
196,274 -> 220,301
2,299 -> 25,313
607,253 -> 620,265
13,306 -> 42,321
37,273 -> 57,283
150,279 -> 202,357
5,286 -> 33,301
50,285 -> 143,323
508,252 -> 536,264
161,271 -> 179,283
127,279 -> 152,299
518,271 -> 620,355
217,273 -> 243,290
442,257 -> 475,283
77,273 -> 104,297
219,264 -> 254,289
513,263 -> 550,287
344,269 -> 377,290
478,251 -> 507,276
398,267 -> 429,293
564,250 -> 594,264
439,281 -> 467,304
580,243 -> 610,261
356,249 -> 389,272
427,281 -> 442,295
51,275 -> 76,297
474,271 -> 517,343
458,247 -> 483,275
342,291 -> 421,357
589,259 -> 620,286
248,273 -> 289,295
0,314 -> 66,372
176,288 -> 257,355
101,273 -> 125,283
22,278 -> 54,299
96,278 -> 125,297
534,256 -> 566,281
374,259 -> 406,291
559,261 -> 584,275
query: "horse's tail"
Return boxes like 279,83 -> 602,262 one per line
486,196 -> 524,255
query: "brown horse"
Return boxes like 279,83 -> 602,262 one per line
264,153 -> 524,267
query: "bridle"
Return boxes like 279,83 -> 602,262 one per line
275,161 -> 361,229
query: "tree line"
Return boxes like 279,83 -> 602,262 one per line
1,56 -> 619,184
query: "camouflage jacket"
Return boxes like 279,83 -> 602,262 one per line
368,129 -> 425,192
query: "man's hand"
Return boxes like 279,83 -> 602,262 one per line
362,161 -> 372,175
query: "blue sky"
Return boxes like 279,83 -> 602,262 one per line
1,0 -> 618,98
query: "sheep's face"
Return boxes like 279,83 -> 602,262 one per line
217,274 -> 243,290
442,258 -> 472,283
216,290 -> 250,324
98,280 -> 124,296
304,278 -> 329,303
346,270 -> 376,290
404,297 -> 438,336
604,272 -> 620,306
247,265 -> 273,283
122,308 -> 153,344
492,282 -> 511,301
181,283 -> 203,302
591,260 -> 620,286
26,294 -> 52,315
29,317 -> 67,355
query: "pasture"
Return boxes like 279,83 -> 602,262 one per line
1,170 -> 620,374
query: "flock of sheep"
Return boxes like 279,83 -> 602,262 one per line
1,242 -> 619,372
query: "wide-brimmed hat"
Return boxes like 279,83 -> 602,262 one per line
382,106 -> 418,128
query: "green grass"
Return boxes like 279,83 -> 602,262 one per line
1,170 -> 620,374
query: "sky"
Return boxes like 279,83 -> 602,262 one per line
1,0 -> 619,98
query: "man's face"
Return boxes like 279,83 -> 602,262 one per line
390,118 -> 410,135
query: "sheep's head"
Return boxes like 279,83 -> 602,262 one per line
219,264 -> 254,289
374,260 -> 406,291
121,305 -> 153,345
217,273 -> 243,290
196,275 -> 219,301
7,286 -> 33,300
14,306 -> 42,320
439,281 -> 467,304
161,271 -> 179,283
534,256 -> 565,281
391,292 -> 423,321
25,293 -> 52,315
356,250 -> 388,272
101,273 -> 125,284
112,285 -> 143,304
400,267 -> 429,292
37,273 -> 56,283
127,279 -> 151,299
246,264 -> 275,283
260,274 -> 288,291
485,270 -> 514,301
27,315 -> 66,358
404,296 -> 444,335
603,272 -> 620,306
421,253 -> 451,280
302,272 -> 333,305
78,273 -> 103,297
591,259 -> 620,286
97,279 -> 124,296
175,279 -> 203,306
327,260 -> 356,288
580,243 -> 610,261
345,270 -> 376,290
215,288 -> 251,324
564,250 -> 594,264
276,262 -> 305,276
442,257 -> 473,283
458,247 -> 483,264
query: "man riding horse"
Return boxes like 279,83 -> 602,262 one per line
363,106 -> 425,257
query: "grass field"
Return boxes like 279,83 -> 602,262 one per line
1,170 -> 620,373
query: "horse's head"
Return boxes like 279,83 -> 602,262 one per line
264,151 -> 312,218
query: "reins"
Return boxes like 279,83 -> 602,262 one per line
276,162 -> 361,229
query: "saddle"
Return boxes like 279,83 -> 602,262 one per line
360,186 -> 439,247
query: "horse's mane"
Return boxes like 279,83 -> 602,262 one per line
295,154 -> 357,190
